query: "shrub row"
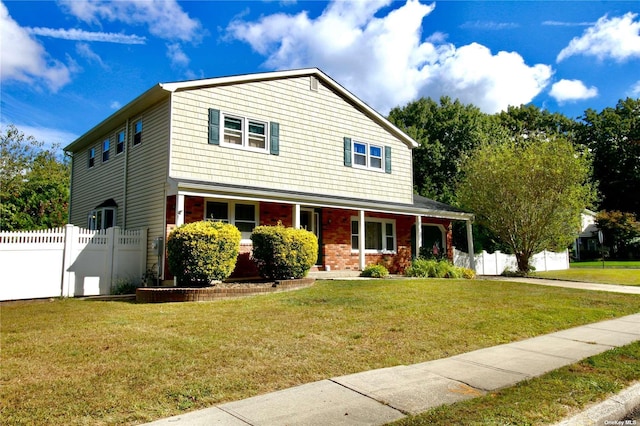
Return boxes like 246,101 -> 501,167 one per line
405,258 -> 476,279
167,221 -> 317,285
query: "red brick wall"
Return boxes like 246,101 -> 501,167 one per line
164,196 -> 454,278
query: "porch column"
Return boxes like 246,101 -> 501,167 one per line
415,216 -> 422,258
176,194 -> 185,227
359,209 -> 366,270
466,219 -> 475,270
293,204 -> 301,229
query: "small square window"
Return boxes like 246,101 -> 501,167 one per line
248,121 -> 266,149
224,116 -> 243,145
352,141 -> 383,170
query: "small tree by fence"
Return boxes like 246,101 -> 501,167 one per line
453,248 -> 569,275
0,225 -> 147,301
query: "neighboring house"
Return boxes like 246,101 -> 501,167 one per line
573,209 -> 600,261
64,68 -> 475,281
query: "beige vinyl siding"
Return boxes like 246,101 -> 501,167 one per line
169,76 -> 414,204
69,100 -> 170,271
123,100 -> 170,270
69,127 -> 126,227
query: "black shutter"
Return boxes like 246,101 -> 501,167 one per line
385,146 -> 391,174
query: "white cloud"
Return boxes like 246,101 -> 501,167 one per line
110,101 -> 122,110
76,43 -> 107,69
166,43 -> 190,68
0,2 -> 73,92
630,80 -> 640,97
557,12 -> 640,62
549,79 -> 598,103
459,21 -> 519,30
226,0 -> 552,114
58,0 -> 204,43
27,27 -> 146,44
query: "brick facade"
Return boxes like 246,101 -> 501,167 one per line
164,196 -> 453,279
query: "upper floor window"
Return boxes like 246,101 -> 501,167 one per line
133,120 -> 142,146
353,141 -> 383,171
344,137 -> 391,173
116,131 -> 125,154
222,113 -> 268,152
205,200 -> 258,242
351,217 -> 396,253
88,147 -> 95,168
102,139 -> 110,162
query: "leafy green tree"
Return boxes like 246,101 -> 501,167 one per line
576,98 -> 640,216
458,136 -> 596,273
596,210 -> 640,259
494,104 -> 577,140
0,125 -> 70,230
388,97 -> 504,205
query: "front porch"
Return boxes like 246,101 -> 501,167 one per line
163,192 -> 475,281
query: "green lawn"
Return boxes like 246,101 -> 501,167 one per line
2,279 -> 640,425
532,268 -> 640,286
571,260 -> 640,269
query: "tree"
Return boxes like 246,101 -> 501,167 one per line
596,210 -> 640,259
576,98 -> 640,216
0,125 -> 70,230
457,135 -> 596,273
388,97 -> 504,205
494,104 -> 577,141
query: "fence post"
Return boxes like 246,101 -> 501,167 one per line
106,227 -> 117,294
140,228 -> 148,281
61,224 -> 76,297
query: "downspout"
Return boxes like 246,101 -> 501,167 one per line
123,118 -> 129,228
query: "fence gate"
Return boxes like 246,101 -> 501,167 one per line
0,225 -> 147,301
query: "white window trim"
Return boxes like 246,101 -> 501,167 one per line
116,131 -> 126,155
219,112 -> 270,154
204,199 -> 260,244
88,207 -> 117,230
351,216 -> 397,254
352,140 -> 385,172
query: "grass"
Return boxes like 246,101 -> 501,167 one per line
532,268 -> 640,286
391,341 -> 640,426
571,260 -> 640,269
2,279 -> 640,425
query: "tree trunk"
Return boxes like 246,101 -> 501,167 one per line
515,252 -> 531,274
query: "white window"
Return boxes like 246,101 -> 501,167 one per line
133,120 -> 142,146
351,217 -> 396,253
353,141 -> 384,171
88,147 -> 95,168
116,131 -> 125,154
88,207 -> 116,230
102,139 -> 110,162
221,113 -> 268,152
205,200 -> 258,242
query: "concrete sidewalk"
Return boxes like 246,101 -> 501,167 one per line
145,312 -> 640,426
486,276 -> 640,295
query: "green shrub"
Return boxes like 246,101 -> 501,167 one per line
361,264 -> 389,278
111,278 -> 138,295
405,258 -> 475,279
167,221 -> 241,286
251,224 -> 318,280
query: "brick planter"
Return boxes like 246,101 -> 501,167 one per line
136,278 -> 315,303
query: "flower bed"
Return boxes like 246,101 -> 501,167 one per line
136,278 -> 315,303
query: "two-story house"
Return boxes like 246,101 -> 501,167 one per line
64,68 -> 475,281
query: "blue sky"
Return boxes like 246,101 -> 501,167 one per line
1,0 -> 639,151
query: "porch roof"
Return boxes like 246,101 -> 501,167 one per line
169,178 -> 474,222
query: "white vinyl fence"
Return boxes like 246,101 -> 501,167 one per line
0,225 -> 147,301
454,248 -> 569,275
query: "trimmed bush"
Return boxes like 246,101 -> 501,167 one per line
361,264 -> 389,278
251,224 -> 318,280
167,221 -> 241,286
405,258 -> 474,279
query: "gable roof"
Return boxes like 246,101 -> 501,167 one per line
64,68 -> 418,152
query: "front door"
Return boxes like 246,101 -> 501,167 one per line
300,208 -> 321,265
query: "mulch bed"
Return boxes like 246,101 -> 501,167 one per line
136,278 -> 315,303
